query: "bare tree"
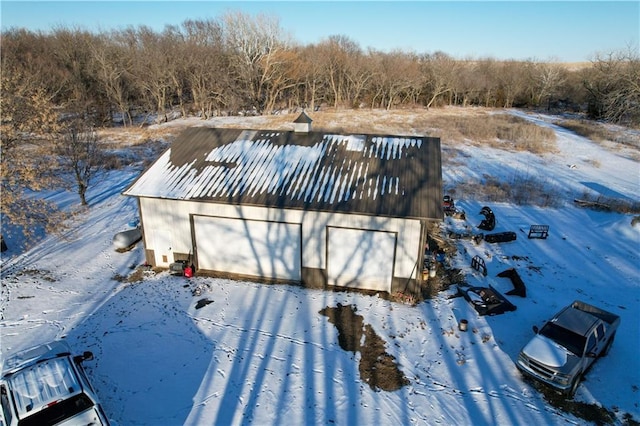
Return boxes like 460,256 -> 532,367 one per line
296,44 -> 327,110
421,52 -> 457,109
222,11 -> 291,113
90,32 -> 136,126
1,39 -> 67,242
126,26 -> 177,123
523,61 -> 566,109
474,59 -> 500,107
260,48 -> 301,113
180,19 -> 230,118
496,60 -> 527,108
56,121 -> 105,206
369,50 -> 421,110
586,47 -> 640,126
450,61 -> 482,106
49,28 -> 105,119
316,35 -> 363,108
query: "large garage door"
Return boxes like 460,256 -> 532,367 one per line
194,216 -> 301,281
327,227 -> 396,292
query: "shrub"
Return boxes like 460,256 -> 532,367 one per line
575,191 -> 640,214
556,119 -> 640,150
425,113 -> 556,153
452,172 -> 564,207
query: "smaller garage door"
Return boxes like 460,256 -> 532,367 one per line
194,216 -> 301,281
327,227 -> 396,292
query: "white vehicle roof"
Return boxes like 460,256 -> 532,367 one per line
1,341 -> 83,420
7,357 -> 82,418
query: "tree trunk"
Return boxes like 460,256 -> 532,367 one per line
79,183 -> 88,206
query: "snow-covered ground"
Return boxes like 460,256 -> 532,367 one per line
1,110 -> 639,425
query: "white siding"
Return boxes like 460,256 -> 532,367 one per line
139,197 -> 423,289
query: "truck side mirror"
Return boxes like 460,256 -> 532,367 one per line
532,325 -> 539,334
73,351 -> 94,364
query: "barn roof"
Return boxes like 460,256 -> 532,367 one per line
123,127 -> 443,220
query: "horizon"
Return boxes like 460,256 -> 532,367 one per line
1,1 -> 638,63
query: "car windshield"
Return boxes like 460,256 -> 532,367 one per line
17,393 -> 94,426
540,322 -> 586,356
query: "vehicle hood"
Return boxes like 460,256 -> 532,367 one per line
522,334 -> 568,367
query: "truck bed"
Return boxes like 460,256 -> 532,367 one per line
571,300 -> 620,327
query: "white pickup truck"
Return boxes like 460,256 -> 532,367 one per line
516,300 -> 620,398
0,340 -> 109,426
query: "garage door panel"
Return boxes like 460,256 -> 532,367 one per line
194,216 -> 301,281
328,228 -> 395,292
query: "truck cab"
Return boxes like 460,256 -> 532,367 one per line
0,341 -> 109,426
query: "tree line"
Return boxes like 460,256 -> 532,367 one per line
2,12 -> 639,128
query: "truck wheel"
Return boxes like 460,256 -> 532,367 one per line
567,375 -> 581,399
602,333 -> 615,356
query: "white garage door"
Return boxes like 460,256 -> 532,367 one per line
194,216 -> 301,281
327,227 -> 396,292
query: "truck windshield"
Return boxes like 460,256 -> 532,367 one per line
540,322 -> 586,356
17,393 -> 94,426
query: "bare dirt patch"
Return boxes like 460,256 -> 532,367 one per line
521,377 -> 626,426
319,303 -> 409,392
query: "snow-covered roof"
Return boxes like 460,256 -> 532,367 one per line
124,128 -> 443,220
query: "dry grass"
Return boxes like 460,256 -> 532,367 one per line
427,113 -> 557,153
556,119 -> 640,148
575,191 -> 640,214
450,173 -> 564,208
301,108 -> 557,154
98,107 -> 558,153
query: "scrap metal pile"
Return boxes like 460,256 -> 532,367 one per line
440,197 -> 549,316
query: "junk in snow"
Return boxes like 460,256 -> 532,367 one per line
527,225 -> 549,239
471,255 -> 487,276
457,283 -> 516,316
478,206 -> 496,231
443,195 -> 466,220
484,231 -> 517,243
497,268 -> 527,297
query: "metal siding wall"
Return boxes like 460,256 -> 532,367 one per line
301,211 -> 421,279
139,198 -> 421,281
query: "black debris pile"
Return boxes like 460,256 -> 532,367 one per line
478,206 -> 496,231
497,268 -> 527,297
484,231 -> 517,243
456,284 -> 517,316
195,298 -> 213,309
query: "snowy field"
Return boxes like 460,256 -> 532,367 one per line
1,110 -> 639,425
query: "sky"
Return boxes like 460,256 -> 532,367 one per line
1,1 -> 638,62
